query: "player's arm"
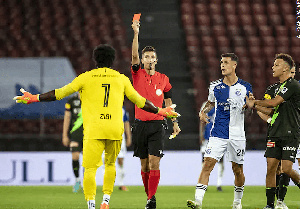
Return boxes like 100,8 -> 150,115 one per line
131,20 -> 140,66
62,106 -> 71,147
14,85 -> 76,104
199,101 -> 214,124
246,95 -> 284,108
164,97 -> 181,137
255,105 -> 274,116
257,111 -> 272,124
124,75 -> 179,118
124,121 -> 132,147
199,120 -> 205,145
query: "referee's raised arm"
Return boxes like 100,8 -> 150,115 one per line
131,20 -> 140,66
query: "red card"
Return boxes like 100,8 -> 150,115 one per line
132,13 -> 141,22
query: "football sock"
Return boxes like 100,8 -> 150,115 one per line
141,170 -> 150,196
118,164 -> 125,186
275,174 -> 280,199
195,183 -> 207,204
87,200 -> 95,209
278,173 -> 289,201
266,187 -> 276,208
72,160 -> 80,178
148,170 -> 160,200
103,162 -> 116,196
83,167 -> 97,201
102,194 -> 110,205
217,162 -> 224,187
233,185 -> 244,204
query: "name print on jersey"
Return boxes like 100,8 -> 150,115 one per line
100,113 -> 111,120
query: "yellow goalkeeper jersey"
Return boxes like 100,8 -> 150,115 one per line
57,67 -> 146,140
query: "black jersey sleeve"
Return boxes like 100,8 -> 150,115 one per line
131,64 -> 141,72
164,89 -> 172,99
278,79 -> 298,101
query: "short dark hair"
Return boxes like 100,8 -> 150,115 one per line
275,53 -> 295,69
142,46 -> 156,55
221,53 -> 239,64
93,44 -> 115,68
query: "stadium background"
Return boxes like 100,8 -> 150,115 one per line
0,0 -> 299,186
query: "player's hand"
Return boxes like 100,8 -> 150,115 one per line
248,92 -> 255,100
199,111 -> 209,124
157,104 -> 180,119
245,95 -> 255,109
132,20 -> 140,34
243,92 -> 255,110
13,88 -> 40,104
169,122 -> 181,139
62,136 -> 70,147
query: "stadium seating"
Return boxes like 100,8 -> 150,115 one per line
1,0 -> 131,151
180,0 -> 296,147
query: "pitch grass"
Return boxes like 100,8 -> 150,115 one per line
0,186 -> 299,209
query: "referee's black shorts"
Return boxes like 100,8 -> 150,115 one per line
264,136 -> 299,162
132,120 -> 167,159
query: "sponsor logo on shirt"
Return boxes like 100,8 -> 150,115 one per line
264,94 -> 271,100
267,141 -> 275,147
283,146 -> 296,151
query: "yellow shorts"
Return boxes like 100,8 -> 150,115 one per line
82,139 -> 122,168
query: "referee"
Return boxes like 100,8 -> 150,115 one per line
131,19 -> 181,209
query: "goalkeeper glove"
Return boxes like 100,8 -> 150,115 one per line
157,104 -> 180,119
13,88 -> 40,104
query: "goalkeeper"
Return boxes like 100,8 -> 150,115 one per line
13,44 -> 180,209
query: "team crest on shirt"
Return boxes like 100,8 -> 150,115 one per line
235,89 -> 241,96
280,87 -> 288,94
156,89 -> 162,96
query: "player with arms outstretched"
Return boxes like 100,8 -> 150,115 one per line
13,44 -> 179,209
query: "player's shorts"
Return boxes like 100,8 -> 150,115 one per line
82,139 -> 122,168
204,137 -> 246,164
200,140 -> 209,153
117,136 -> 127,158
296,144 -> 300,159
132,120 -> 166,159
69,128 -> 83,143
264,136 -> 298,163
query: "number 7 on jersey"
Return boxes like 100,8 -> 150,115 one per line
102,84 -> 110,107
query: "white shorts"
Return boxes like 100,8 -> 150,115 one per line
200,140 -> 209,153
204,137 -> 246,164
296,144 -> 300,159
117,137 -> 127,158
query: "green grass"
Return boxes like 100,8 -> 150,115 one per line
0,186 -> 299,209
